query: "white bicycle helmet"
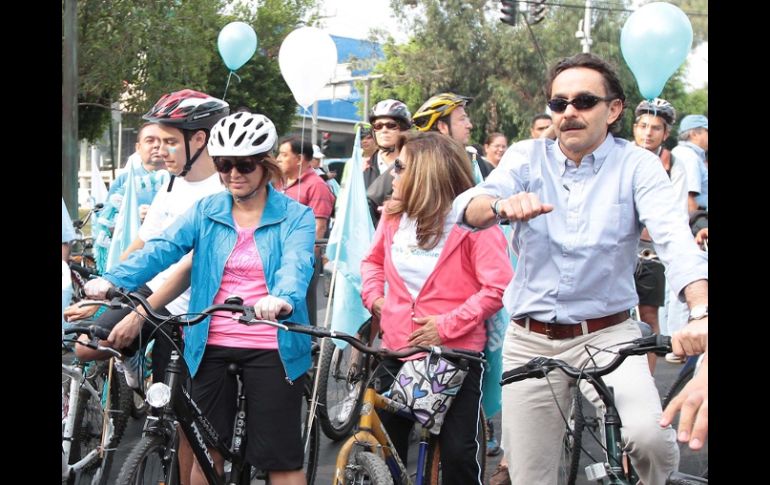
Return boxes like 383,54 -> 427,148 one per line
208,112 -> 277,157
635,98 -> 676,126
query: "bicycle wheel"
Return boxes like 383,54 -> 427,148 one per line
70,360 -> 128,473
316,320 -> 371,440
424,408 -> 487,485
557,387 -> 585,485
662,364 -> 708,478
349,451 -> 394,485
116,434 -> 180,485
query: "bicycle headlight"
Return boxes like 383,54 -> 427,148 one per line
146,382 -> 171,408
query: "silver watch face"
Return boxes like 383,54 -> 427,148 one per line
689,305 -> 708,320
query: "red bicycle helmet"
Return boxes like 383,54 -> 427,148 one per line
143,89 -> 230,131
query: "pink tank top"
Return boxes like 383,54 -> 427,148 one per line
207,223 -> 278,349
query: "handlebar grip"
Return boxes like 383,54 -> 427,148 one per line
105,287 -> 124,301
500,356 -> 553,385
91,325 -> 111,340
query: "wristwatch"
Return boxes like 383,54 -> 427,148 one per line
490,198 -> 504,221
687,305 -> 708,322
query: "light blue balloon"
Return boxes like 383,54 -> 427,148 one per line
620,2 -> 693,99
218,21 -> 258,71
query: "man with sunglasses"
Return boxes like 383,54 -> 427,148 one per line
454,53 -> 708,485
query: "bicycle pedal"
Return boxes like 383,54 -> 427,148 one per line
585,463 -> 609,481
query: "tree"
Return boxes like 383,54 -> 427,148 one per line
74,0 -> 226,141
369,0 -> 706,144
205,0 -> 318,136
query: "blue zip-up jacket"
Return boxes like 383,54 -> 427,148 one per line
104,185 -> 316,380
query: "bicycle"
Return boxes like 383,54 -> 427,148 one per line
500,334 -> 707,485
103,289 -> 319,485
62,324 -> 132,485
315,318 -> 373,441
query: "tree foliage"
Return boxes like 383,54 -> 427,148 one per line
369,0 -> 707,144
72,0 -> 318,141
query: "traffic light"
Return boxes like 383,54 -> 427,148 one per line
529,0 -> 547,25
500,0 -> 517,27
321,131 -> 331,153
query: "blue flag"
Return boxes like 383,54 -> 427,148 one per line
325,127 -> 375,348
105,160 -> 141,271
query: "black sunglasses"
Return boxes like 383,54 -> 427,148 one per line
547,94 -> 615,113
373,121 -> 400,131
393,158 -> 406,175
213,157 -> 262,174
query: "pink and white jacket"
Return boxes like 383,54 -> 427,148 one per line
361,213 -> 513,353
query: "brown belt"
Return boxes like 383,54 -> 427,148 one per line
512,311 -> 630,340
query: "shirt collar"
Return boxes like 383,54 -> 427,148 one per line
554,133 -> 615,175
679,141 -> 706,160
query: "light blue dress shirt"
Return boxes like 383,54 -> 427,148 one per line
453,134 -> 708,324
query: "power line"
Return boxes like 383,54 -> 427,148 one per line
515,0 -> 708,17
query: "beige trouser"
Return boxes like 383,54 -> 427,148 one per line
500,319 -> 679,485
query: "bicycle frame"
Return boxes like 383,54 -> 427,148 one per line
62,362 -> 104,479
141,337 -> 249,485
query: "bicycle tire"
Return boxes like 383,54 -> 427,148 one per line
302,386 -> 320,485
352,451 -> 394,485
115,434 -> 180,485
69,360 -> 128,473
662,364 -> 708,478
316,320 -> 371,441
558,387 -> 585,485
424,407 -> 487,485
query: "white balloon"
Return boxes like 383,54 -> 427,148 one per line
279,27 -> 338,109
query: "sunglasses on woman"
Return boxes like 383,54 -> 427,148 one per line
393,158 -> 406,175
213,157 -> 262,174
546,94 -> 615,113
372,121 -> 400,131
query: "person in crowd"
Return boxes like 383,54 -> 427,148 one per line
363,99 -> 413,227
69,89 -> 230,485
631,98 -> 688,371
412,92 -> 493,182
274,137 -> 335,247
92,122 -> 169,273
671,114 -> 708,213
454,53 -> 708,485
529,113 -> 553,139
361,131 -> 512,485
483,132 -> 508,168
85,111 -> 316,485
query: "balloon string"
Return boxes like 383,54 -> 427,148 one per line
297,106 -> 311,201
222,71 -> 241,101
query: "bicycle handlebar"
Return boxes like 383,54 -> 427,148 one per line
500,334 -> 671,386
107,288 -> 485,364
63,324 -> 122,358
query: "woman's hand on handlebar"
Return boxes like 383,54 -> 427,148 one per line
84,277 -> 115,300
253,295 -> 292,322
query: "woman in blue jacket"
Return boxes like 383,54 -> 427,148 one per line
85,112 -> 315,485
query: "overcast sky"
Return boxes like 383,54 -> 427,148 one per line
318,0 -> 707,91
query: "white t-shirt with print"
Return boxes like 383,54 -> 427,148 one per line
391,210 -> 456,299
140,173 -> 223,315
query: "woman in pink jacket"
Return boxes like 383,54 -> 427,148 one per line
361,131 -> 513,485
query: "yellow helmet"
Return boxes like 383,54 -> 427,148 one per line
412,93 -> 472,132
